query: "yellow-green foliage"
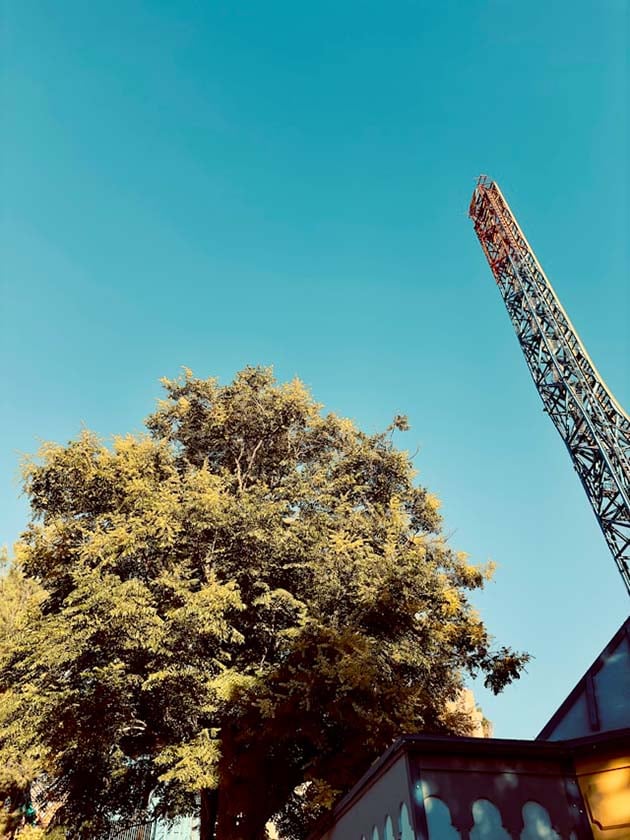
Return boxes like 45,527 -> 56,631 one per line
0,367 -> 529,840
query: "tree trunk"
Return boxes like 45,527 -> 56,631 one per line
214,806 -> 273,840
200,788 -> 219,840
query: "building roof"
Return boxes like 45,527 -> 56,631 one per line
537,616 -> 630,740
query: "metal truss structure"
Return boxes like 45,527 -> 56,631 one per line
469,176 -> 630,596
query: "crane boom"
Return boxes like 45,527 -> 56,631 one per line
469,176 -> 630,596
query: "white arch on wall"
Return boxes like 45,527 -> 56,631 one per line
520,802 -> 562,840
424,796 -> 461,840
470,799 -> 511,840
383,814 -> 395,840
398,802 -> 414,840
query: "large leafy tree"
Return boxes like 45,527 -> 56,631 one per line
0,368 -> 528,839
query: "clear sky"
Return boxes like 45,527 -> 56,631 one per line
2,1 -> 628,740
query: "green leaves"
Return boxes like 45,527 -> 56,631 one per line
155,730 -> 221,791
1,367 -> 529,839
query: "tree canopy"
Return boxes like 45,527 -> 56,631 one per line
0,367 -> 529,839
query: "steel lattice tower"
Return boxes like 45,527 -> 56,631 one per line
469,176 -> 630,596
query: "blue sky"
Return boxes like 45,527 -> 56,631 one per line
2,1 -> 628,739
